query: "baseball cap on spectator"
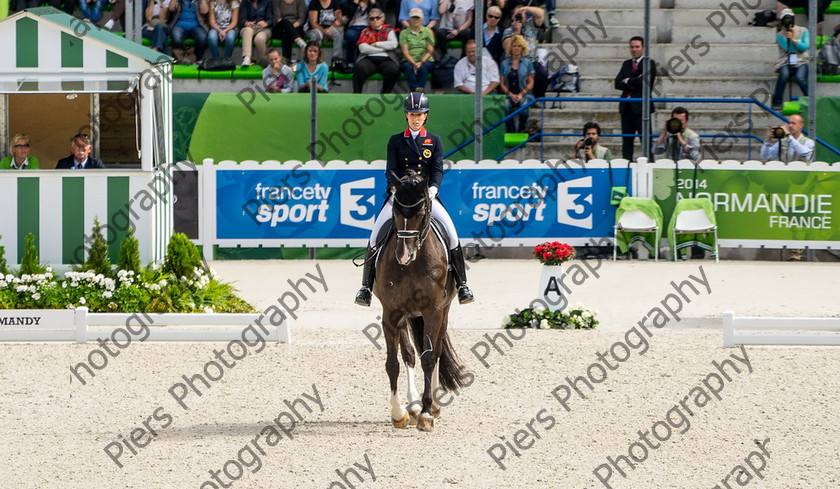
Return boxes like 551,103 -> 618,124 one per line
780,8 -> 794,19
409,8 -> 424,19
487,6 -> 502,17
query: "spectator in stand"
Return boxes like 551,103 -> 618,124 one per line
454,39 -> 499,94
482,6 -> 504,64
353,8 -> 400,93
79,0 -> 108,24
503,5 -> 546,99
653,106 -> 701,161
48,0 -> 77,16
263,48 -> 295,92
435,0 -> 473,58
56,134 -> 106,169
14,0 -> 39,13
143,0 -> 171,53
759,114 -> 814,162
614,36 -> 657,160
399,0 -> 437,29
1,134 -> 40,170
169,0 -> 210,64
296,42 -> 330,92
400,8 -> 436,91
571,122 -> 613,162
207,0 -> 240,59
499,34 -> 534,132
239,0 -> 273,65
506,0 -> 556,27
772,9 -> 809,111
272,0 -> 307,63
307,0 -> 344,66
778,0 -> 830,35
104,0 -> 126,30
502,5 -> 542,60
342,0 -> 379,71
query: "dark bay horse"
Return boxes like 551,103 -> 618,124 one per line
373,171 -> 468,432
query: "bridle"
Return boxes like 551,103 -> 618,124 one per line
393,188 -> 431,250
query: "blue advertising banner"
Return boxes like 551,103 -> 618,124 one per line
210,160 -> 630,247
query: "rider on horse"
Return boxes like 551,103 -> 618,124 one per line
354,92 -> 475,307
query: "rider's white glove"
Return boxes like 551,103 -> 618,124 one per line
428,186 -> 438,200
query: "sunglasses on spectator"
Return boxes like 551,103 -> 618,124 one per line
487,14 -> 500,18
14,144 -> 30,148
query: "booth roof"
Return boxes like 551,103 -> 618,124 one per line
19,7 -> 173,66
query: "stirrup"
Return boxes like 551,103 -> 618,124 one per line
457,285 -> 474,304
355,287 -> 372,306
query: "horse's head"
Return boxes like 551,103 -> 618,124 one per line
391,170 -> 431,266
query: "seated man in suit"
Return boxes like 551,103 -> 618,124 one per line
56,134 -> 106,169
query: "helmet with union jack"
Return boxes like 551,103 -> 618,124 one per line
403,92 -> 430,113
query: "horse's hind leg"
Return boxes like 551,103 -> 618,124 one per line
401,320 -> 421,424
385,315 -> 409,428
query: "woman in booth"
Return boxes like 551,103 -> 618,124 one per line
1,134 -> 40,170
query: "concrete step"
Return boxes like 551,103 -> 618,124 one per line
559,0 -> 662,8
540,42 -> 778,62
537,108 -> 779,128
673,0 -> 775,8
510,139 -> 771,162
671,25 -> 773,43
575,74 -> 787,97
548,24 -> 659,44
572,57 -> 774,77
552,9 -> 667,27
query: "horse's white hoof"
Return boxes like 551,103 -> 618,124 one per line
392,411 -> 410,429
416,413 -> 434,432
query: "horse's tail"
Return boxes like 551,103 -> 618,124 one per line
438,333 -> 469,392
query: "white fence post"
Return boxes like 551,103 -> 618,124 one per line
75,307 -> 88,344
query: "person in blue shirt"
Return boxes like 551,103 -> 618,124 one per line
398,0 -> 437,29
296,42 -> 330,92
169,0 -> 210,63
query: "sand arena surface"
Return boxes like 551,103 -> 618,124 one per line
1,259 -> 839,489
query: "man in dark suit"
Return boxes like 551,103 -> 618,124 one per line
56,134 -> 106,169
614,36 -> 657,161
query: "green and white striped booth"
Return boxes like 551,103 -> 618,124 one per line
0,170 -> 172,266
0,7 -> 174,266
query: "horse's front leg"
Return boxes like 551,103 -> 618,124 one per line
385,315 -> 409,428
400,325 -> 422,424
417,314 -> 443,431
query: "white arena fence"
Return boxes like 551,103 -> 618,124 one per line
0,307 -> 290,343
722,311 -> 840,347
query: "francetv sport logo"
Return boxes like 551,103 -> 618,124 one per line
469,176 -> 595,230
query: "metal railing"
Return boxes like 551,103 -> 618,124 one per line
444,96 -> 840,161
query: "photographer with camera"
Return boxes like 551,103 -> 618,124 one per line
759,114 -> 814,162
771,8 -> 809,111
653,106 -> 700,162
571,122 -> 613,162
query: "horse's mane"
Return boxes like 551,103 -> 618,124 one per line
393,170 -> 428,218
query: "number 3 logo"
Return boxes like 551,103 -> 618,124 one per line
556,176 -> 593,229
340,177 -> 377,229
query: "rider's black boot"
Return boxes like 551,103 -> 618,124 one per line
450,245 -> 474,304
354,246 -> 377,306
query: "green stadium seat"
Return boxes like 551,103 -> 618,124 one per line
792,1 -> 840,14
171,64 -> 263,79
782,100 -> 799,115
504,133 -> 528,147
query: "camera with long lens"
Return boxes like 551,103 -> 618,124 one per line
514,13 -> 524,22
780,14 -> 794,29
666,117 -> 683,135
583,137 -> 595,147
772,126 -> 787,139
